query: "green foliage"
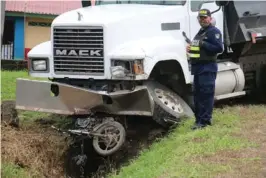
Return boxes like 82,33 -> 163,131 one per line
1,162 -> 30,178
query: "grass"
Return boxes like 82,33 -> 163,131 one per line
1,70 -> 47,101
1,70 -> 29,101
1,70 -> 266,178
1,70 -> 50,123
1,162 -> 31,178
108,100 -> 266,176
108,105 -> 266,178
1,70 -> 68,178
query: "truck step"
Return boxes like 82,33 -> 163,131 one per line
215,91 -> 246,100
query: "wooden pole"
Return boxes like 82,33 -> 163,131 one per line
1,0 -> 6,54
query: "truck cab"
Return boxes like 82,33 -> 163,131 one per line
27,0 -> 222,82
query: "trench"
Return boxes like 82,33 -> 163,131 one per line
63,116 -> 167,178
1,101 -> 167,178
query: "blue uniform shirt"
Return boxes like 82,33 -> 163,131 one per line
191,25 -> 223,75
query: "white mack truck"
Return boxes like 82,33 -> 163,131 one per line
16,0 -> 266,156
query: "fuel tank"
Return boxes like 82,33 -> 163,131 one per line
214,62 -> 245,100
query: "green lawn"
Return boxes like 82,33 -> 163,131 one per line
1,70 -> 47,101
1,70 -> 29,101
109,105 -> 266,178
1,162 -> 31,178
1,70 -> 266,178
1,70 -> 50,122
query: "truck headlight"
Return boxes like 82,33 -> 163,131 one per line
110,66 -> 127,78
132,59 -> 144,75
32,59 -> 47,71
110,59 -> 144,78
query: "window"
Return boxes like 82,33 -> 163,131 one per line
191,0 -> 214,12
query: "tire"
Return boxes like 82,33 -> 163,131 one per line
145,81 -> 194,128
92,121 -> 126,156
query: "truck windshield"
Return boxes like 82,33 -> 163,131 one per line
95,0 -> 186,6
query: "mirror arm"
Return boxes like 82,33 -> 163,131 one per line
211,6 -> 221,14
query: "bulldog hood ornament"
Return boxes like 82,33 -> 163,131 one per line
77,11 -> 83,21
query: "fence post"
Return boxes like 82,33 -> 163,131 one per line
1,0 -> 6,58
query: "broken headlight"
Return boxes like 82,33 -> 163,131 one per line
110,59 -> 144,78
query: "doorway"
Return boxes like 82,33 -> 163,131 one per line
1,18 -> 15,60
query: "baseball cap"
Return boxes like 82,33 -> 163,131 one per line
198,9 -> 211,17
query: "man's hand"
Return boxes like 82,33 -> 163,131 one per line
186,44 -> 191,59
186,44 -> 191,53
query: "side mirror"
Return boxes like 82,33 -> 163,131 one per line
81,0 -> 91,7
215,1 -> 229,6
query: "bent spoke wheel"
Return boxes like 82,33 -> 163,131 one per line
92,121 -> 126,156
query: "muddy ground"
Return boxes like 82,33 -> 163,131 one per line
1,100 -> 167,178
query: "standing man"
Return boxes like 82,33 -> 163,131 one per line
187,9 -> 223,130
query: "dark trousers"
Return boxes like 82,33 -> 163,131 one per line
193,71 -> 217,125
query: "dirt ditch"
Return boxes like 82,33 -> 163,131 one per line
1,100 -> 167,178
64,116 -> 167,178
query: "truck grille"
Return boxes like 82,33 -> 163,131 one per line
53,26 -> 104,75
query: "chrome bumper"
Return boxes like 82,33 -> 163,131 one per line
15,78 -> 153,116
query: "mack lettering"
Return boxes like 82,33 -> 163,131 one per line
55,49 -> 102,57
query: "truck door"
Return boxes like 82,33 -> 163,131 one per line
188,0 -> 224,42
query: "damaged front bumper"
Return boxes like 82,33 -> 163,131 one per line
15,78 -> 154,116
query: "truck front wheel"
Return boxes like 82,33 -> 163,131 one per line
145,81 -> 194,128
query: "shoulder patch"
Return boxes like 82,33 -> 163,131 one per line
215,33 -> 220,39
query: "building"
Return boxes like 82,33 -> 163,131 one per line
2,1 -> 89,60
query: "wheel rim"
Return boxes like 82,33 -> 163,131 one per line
154,88 -> 184,114
93,122 -> 125,155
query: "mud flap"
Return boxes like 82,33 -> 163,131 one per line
15,78 -> 153,116
144,81 -> 194,127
